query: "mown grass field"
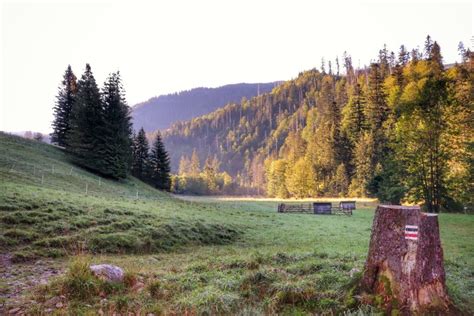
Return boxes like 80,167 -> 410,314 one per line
0,132 -> 473,315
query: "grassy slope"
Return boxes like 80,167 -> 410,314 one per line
0,132 -> 472,314
0,132 -> 242,259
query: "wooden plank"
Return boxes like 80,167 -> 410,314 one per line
340,201 -> 356,210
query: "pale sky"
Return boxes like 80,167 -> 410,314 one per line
1,0 -> 472,133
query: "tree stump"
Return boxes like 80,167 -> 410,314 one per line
360,205 -> 454,315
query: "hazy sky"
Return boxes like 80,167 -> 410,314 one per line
1,0 -> 472,133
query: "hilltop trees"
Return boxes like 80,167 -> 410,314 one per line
51,65 -> 77,147
51,64 -> 172,189
67,64 -> 105,172
149,133 -> 171,190
130,129 -> 172,191
100,72 -> 133,178
132,128 -> 150,179
66,65 -> 133,179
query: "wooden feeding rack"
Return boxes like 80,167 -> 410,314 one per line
277,203 -> 313,213
277,201 -> 355,215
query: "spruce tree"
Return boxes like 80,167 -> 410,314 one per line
67,64 -> 104,172
398,45 -> 409,66
101,72 -> 133,178
343,83 -> 367,143
203,155 -> 219,193
149,132 -> 171,190
51,65 -> 77,147
365,62 -> 390,166
366,63 -> 389,132
178,155 -> 191,175
132,128 -> 150,179
190,149 -> 201,176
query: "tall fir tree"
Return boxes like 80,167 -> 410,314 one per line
342,82 -> 367,143
51,65 -> 77,147
100,72 -> 133,178
190,149 -> 201,176
132,128 -> 150,179
365,62 -> 390,166
67,64 -> 105,173
178,155 -> 191,175
149,132 -> 171,190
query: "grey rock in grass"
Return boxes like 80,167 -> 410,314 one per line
90,264 -> 124,282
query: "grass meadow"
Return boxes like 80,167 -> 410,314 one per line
0,132 -> 473,314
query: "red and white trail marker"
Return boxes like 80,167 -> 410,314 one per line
405,225 -> 418,240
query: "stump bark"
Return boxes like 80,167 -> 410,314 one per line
360,205 -> 454,315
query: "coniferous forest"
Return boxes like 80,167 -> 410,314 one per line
51,64 -> 171,189
163,37 -> 473,212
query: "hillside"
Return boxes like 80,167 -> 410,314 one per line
0,132 -> 242,261
162,43 -> 473,209
132,82 -> 279,132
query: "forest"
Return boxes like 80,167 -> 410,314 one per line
50,64 -> 172,190
163,37 -> 473,212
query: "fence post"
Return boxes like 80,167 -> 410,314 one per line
69,167 -> 73,175
85,183 -> 88,195
136,190 -> 138,199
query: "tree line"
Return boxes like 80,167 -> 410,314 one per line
163,36 -> 473,212
51,64 -> 171,190
171,149 -> 254,195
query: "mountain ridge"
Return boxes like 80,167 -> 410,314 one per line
132,82 -> 280,132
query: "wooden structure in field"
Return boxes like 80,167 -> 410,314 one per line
277,203 -> 312,213
277,201 -> 355,215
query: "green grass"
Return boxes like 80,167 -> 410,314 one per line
0,133 -> 243,260
1,132 -> 473,314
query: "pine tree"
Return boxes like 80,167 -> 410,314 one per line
203,155 -> 220,193
398,45 -> 409,66
331,163 -> 349,196
132,128 -> 150,179
190,149 -> 200,176
149,132 -> 171,190
378,44 -> 390,77
178,155 -> 191,175
67,64 -> 104,172
423,35 -> 433,59
51,65 -> 77,147
365,63 -> 390,165
349,132 -> 375,196
266,159 -> 288,198
100,72 -> 133,178
342,83 -> 367,143
366,63 -> 389,132
429,41 -> 443,73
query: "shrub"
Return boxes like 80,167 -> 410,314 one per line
123,271 -> 138,288
148,280 -> 163,299
61,256 -> 99,300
